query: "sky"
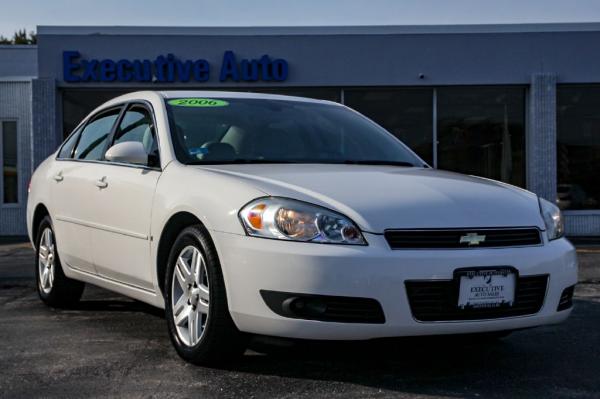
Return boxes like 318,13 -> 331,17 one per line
1,0 -> 600,37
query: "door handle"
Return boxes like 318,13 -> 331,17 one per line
53,172 -> 64,182
95,177 -> 108,189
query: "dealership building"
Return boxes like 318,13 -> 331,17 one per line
1,23 -> 599,237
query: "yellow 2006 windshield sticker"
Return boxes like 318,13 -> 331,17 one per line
168,98 -> 229,107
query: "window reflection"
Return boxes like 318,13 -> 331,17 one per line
557,86 -> 600,210
437,87 -> 526,187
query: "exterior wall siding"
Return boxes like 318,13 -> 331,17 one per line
31,78 -> 59,168
564,212 -> 600,236
0,46 -> 37,78
0,81 -> 32,235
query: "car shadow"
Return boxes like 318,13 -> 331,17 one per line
217,298 -> 600,397
40,286 -> 599,397
71,298 -> 165,318
231,336 -> 520,394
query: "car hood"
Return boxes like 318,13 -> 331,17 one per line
195,164 -> 545,233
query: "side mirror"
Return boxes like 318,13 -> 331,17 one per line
105,142 -> 148,165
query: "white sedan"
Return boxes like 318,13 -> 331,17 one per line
27,91 -> 578,365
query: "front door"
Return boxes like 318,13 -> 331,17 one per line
86,104 -> 161,291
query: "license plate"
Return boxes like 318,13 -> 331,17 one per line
457,269 -> 516,309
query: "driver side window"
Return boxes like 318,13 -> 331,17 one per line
110,105 -> 159,167
73,108 -> 121,161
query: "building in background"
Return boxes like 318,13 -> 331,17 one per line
1,23 -> 600,236
0,45 -> 36,235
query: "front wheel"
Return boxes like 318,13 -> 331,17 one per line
165,225 -> 247,365
35,216 -> 85,308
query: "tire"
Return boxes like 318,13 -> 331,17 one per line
35,216 -> 85,308
165,224 -> 247,365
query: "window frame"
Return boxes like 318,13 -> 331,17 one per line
71,106 -> 123,162
106,102 -> 162,169
0,119 -> 20,207
56,124 -> 84,160
56,100 -> 162,171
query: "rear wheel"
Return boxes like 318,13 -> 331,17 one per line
165,225 -> 247,365
35,216 -> 85,308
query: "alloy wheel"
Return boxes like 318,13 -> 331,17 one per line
171,245 -> 210,347
38,228 -> 55,294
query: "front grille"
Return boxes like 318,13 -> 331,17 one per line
405,275 -> 548,322
260,290 -> 385,324
557,285 -> 575,311
385,228 -> 542,249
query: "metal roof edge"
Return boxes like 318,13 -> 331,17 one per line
37,22 -> 600,36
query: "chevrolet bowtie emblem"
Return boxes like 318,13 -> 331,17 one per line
459,232 -> 486,246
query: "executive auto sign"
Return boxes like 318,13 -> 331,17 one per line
62,50 -> 289,83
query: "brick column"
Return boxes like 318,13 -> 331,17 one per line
527,73 -> 557,202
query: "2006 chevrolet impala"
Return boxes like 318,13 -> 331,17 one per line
27,91 -> 578,365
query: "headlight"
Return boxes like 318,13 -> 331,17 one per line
239,197 -> 367,245
539,197 -> 564,240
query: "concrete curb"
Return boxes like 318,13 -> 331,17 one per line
0,243 -> 32,253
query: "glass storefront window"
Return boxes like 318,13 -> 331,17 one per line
557,86 -> 600,210
344,89 -> 433,164
2,121 -> 18,204
437,87 -> 526,187
251,88 -> 341,102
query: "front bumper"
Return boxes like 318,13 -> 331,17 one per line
212,231 -> 578,340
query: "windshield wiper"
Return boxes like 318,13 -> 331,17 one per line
340,160 -> 417,167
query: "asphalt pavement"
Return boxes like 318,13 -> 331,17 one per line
0,243 -> 599,398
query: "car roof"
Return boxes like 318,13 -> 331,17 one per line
101,90 -> 340,108
159,90 -> 339,105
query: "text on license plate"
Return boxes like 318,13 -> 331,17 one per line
457,270 -> 516,309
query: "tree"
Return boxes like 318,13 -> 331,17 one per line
0,29 -> 36,45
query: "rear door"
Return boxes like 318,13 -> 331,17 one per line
51,107 -> 122,273
86,103 -> 161,290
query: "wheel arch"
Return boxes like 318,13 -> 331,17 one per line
156,211 -> 213,297
31,203 -> 50,249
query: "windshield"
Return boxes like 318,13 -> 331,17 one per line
165,97 -> 425,166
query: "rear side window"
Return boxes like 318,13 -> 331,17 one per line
57,127 -> 81,159
74,108 -> 121,161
